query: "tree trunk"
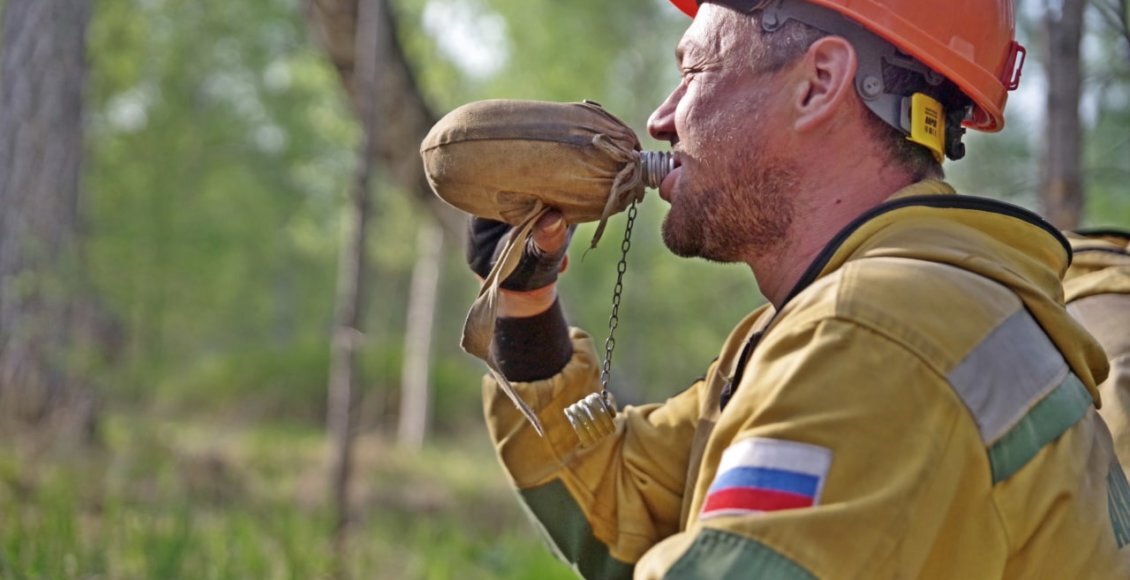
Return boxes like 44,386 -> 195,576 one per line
1041,0 -> 1087,230
397,221 -> 443,450
306,0 -> 464,240
326,0 -> 380,568
0,0 -> 96,442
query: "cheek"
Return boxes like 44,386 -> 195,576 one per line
678,79 -> 754,155
676,84 -> 725,150
673,88 -> 697,142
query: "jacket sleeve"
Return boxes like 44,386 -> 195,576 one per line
483,327 -> 711,578
633,318 -> 990,580
1068,292 -> 1130,477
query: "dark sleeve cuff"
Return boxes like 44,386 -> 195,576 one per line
492,299 -> 573,382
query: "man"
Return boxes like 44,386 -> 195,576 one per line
466,0 -> 1130,577
1063,229 -> 1130,476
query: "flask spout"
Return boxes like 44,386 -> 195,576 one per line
640,151 -> 674,190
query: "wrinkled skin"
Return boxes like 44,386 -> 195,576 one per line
648,5 -> 800,264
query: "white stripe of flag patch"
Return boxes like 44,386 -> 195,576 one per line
701,437 -> 833,519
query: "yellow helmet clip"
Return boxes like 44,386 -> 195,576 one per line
901,92 -> 946,163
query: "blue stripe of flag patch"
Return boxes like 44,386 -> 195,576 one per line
708,467 -> 820,498
701,438 -> 833,519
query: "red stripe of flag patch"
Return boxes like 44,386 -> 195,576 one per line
700,437 -> 833,519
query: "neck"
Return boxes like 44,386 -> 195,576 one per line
749,161 -> 918,308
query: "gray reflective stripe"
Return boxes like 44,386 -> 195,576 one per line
665,528 -> 815,580
986,373 -> 1092,483
519,479 -> 635,579
947,308 -> 1070,445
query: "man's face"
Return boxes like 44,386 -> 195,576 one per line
648,4 -> 798,263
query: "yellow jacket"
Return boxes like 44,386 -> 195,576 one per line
482,181 -> 1130,578
1064,229 -> 1130,479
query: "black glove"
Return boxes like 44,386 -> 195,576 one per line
466,216 -> 574,291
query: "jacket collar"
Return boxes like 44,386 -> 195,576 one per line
781,180 -> 1070,306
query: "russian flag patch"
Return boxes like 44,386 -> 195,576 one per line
701,437 -> 832,519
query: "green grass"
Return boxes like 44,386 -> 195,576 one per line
0,415 -> 577,579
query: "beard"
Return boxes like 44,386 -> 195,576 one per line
661,146 -> 798,263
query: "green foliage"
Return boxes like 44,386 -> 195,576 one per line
82,0 -> 1130,428
155,340 -> 334,422
402,0 -> 761,400
1082,8 -> 1130,228
950,2 -> 1130,228
86,0 -> 354,404
49,0 -> 1130,574
81,0 -> 760,421
946,109 -> 1039,207
0,416 -> 572,579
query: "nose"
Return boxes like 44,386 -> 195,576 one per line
647,85 -> 681,145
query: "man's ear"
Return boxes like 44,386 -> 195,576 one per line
792,36 -> 857,132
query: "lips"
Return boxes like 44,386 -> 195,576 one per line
658,154 -> 682,203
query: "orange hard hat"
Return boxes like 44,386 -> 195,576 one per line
668,0 -> 1025,132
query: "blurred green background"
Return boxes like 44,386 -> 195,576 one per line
1,0 -> 1128,578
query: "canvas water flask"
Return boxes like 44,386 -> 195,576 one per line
420,99 -> 671,435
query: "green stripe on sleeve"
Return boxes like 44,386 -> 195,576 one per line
665,528 -> 815,580
519,480 -> 635,579
1107,461 -> 1130,549
987,373 -> 1093,483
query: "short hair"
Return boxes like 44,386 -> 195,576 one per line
870,62 -> 972,180
745,9 -> 971,180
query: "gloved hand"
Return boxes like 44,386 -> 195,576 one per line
466,212 -> 574,292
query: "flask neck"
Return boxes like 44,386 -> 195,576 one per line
639,151 -> 673,189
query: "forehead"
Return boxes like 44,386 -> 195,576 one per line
675,4 -> 751,62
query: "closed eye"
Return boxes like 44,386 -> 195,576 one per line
681,67 -> 703,82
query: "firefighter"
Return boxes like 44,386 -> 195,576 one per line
1064,229 -> 1130,478
466,0 -> 1130,576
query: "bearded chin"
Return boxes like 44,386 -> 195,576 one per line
659,162 -> 797,263
660,214 -> 702,258
659,210 -> 714,260
660,193 -> 748,263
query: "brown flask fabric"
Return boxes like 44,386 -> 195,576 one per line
421,99 -> 647,244
420,100 -> 649,435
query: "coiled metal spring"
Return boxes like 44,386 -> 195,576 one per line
564,392 -> 619,447
639,150 -> 674,190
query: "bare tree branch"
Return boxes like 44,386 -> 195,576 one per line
306,0 -> 464,239
1092,0 -> 1130,55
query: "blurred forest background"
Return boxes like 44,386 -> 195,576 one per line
0,0 -> 1127,578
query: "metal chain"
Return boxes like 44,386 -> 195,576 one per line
600,201 -> 638,393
